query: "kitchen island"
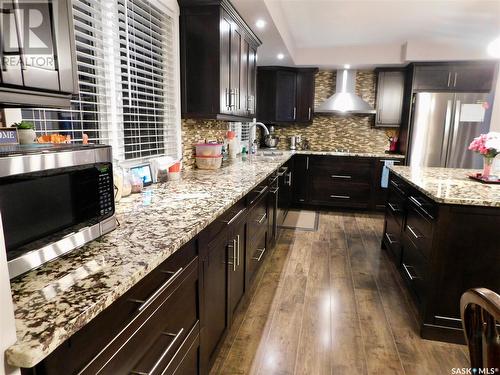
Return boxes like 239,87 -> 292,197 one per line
382,165 -> 500,344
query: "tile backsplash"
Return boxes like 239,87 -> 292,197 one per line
268,70 -> 390,152
180,70 -> 392,168
181,118 -> 228,168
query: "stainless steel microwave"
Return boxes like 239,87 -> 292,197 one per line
0,144 -> 116,279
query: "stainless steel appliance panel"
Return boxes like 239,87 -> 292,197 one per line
445,93 -> 490,169
409,92 -> 455,168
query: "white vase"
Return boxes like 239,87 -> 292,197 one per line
17,129 -> 37,144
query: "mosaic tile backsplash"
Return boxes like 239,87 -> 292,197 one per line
269,70 -> 390,152
181,70 -> 392,168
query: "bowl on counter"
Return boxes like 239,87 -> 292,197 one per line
196,155 -> 223,170
195,143 -> 223,157
264,135 -> 279,149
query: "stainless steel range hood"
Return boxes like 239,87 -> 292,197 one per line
316,69 -> 376,114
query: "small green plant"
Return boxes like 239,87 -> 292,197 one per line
12,121 -> 34,130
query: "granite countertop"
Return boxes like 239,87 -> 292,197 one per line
6,149 -> 403,368
389,166 -> 500,207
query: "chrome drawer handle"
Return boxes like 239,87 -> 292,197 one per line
390,180 -> 405,195
330,195 -> 350,199
222,208 -> 246,226
228,239 -> 237,271
385,233 -> 397,245
388,202 -> 400,212
402,263 -> 420,281
256,213 -> 267,224
249,186 -> 268,205
236,235 -> 240,266
130,267 -> 183,313
331,175 -> 352,179
252,248 -> 266,262
130,328 -> 184,375
277,166 -> 288,176
409,196 -> 434,220
406,224 -> 422,240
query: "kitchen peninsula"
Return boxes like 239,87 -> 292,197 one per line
383,165 -> 500,343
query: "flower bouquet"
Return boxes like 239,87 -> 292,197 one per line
468,132 -> 500,182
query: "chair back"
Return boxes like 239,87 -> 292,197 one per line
460,288 -> 500,369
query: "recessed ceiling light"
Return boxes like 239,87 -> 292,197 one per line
487,35 -> 500,58
344,64 -> 351,69
255,19 -> 266,29
277,53 -> 284,60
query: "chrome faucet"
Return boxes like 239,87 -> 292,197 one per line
249,118 -> 270,152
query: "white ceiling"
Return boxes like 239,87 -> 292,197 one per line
232,0 -> 500,68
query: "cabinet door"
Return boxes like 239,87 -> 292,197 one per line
375,71 -> 405,127
296,70 -> 315,122
18,0 -> 60,91
239,38 -> 249,116
275,70 -> 297,122
228,221 -> 246,321
452,65 -> 496,92
219,12 -> 232,114
247,46 -> 257,116
292,155 -> 309,204
203,232 -> 228,362
1,1 -> 24,86
413,66 -> 452,91
229,23 -> 242,114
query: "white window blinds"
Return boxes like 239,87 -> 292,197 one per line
22,0 -> 180,162
118,0 -> 177,160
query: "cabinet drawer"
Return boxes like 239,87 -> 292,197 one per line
80,258 -> 199,374
384,211 -> 402,263
388,176 -> 408,197
401,235 -> 428,305
386,188 -> 405,227
310,156 -> 372,183
309,180 -> 371,208
248,192 -> 268,239
166,322 -> 200,375
405,203 -> 434,258
246,230 -> 267,282
204,199 -> 246,243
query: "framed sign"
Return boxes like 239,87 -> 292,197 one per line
0,128 -> 19,145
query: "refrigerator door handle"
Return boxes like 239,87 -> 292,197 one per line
446,100 -> 461,167
440,100 -> 454,167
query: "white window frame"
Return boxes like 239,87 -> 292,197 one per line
16,0 -> 182,167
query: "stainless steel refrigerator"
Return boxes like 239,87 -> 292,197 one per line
408,92 -> 491,169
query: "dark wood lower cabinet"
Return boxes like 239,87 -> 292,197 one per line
23,239 -> 201,375
292,155 -> 404,210
382,172 -> 500,344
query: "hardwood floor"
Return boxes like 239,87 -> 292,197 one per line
210,211 -> 469,375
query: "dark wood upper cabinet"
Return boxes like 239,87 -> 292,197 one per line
375,69 -> 406,128
0,0 -> 78,107
413,62 -> 497,92
296,70 -> 316,122
275,70 -> 297,122
180,0 -> 261,121
257,66 -> 318,124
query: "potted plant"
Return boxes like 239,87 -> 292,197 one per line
468,132 -> 500,178
12,121 -> 36,144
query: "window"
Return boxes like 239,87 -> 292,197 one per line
22,0 -> 180,163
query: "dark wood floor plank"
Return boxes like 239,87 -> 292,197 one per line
342,213 -> 406,375
294,241 -> 331,375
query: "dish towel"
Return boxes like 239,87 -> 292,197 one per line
381,160 -> 395,188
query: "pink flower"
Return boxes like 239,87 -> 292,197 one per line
469,132 -> 500,158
